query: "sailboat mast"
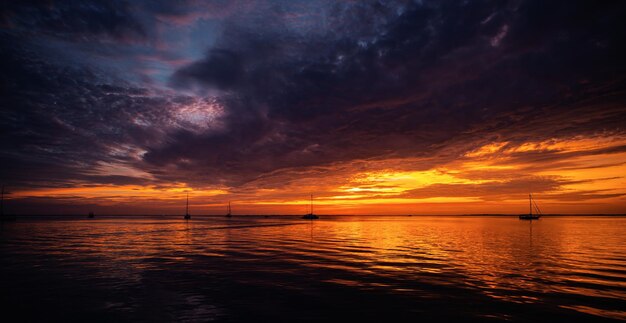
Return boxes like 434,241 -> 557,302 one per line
529,193 -> 532,215
186,193 -> 189,215
310,194 -> 313,214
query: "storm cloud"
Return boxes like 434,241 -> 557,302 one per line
1,0 -> 625,213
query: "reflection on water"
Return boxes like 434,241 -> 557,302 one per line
1,216 -> 625,322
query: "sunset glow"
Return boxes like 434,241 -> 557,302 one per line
7,134 -> 625,215
1,1 -> 624,215
2,2 -> 626,322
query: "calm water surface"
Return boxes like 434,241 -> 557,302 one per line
1,216 -> 625,322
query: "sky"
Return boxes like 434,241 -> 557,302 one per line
1,0 -> 625,215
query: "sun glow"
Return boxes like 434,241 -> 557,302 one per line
346,169 -> 490,191
7,134 -> 626,215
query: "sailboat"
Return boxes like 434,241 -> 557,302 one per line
302,194 -> 319,219
519,193 -> 541,220
225,201 -> 232,218
184,193 -> 191,220
88,211 -> 95,219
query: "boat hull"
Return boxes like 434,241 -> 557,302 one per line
519,215 -> 540,220
302,214 -> 319,219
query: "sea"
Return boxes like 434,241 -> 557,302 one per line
1,215 -> 625,322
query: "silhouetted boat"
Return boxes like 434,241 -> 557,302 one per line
225,201 -> 232,218
1,185 -> 16,222
302,194 -> 319,220
88,211 -> 95,219
184,193 -> 191,220
519,193 -> 541,220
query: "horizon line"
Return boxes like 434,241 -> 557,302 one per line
5,213 -> 626,217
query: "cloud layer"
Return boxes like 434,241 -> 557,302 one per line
1,0 -> 625,214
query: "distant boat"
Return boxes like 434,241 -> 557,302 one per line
88,211 -> 95,219
519,193 -> 541,220
225,201 -> 232,218
184,193 -> 191,220
302,194 -> 319,220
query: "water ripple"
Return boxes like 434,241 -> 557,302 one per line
1,216 -> 625,321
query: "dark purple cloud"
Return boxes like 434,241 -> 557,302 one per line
1,0 -> 147,42
150,0 -> 626,185
0,0 -> 625,202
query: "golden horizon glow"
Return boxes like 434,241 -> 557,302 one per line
6,134 -> 626,215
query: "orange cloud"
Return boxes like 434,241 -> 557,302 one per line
7,134 -> 626,215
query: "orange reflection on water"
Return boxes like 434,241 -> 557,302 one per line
3,216 -> 626,320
